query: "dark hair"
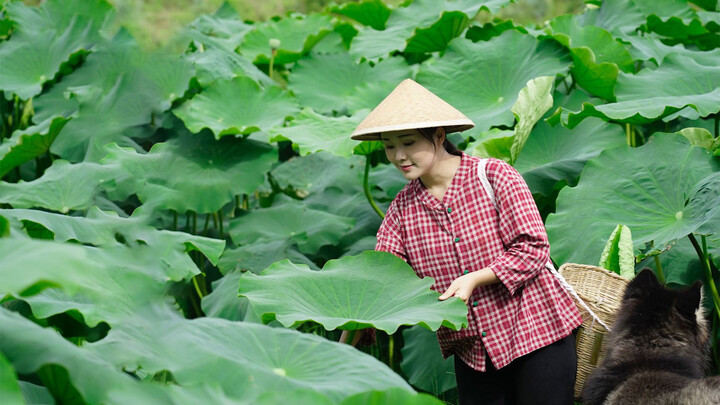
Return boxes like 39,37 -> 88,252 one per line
418,127 -> 462,156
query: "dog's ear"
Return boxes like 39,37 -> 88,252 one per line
624,268 -> 659,299
676,281 -> 702,321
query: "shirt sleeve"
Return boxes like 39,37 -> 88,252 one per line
485,160 -> 550,295
375,198 -> 407,261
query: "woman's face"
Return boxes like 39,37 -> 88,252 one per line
380,129 -> 441,180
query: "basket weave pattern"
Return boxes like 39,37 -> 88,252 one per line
558,263 -> 630,399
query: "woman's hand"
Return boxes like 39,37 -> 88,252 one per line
438,268 -> 500,304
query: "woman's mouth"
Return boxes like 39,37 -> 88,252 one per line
400,164 -> 413,172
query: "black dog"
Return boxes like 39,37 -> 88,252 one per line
582,268 -> 720,405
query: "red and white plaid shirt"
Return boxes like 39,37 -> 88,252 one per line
375,153 -> 582,371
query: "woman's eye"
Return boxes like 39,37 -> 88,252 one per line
403,142 -> 414,147
384,145 -> 395,150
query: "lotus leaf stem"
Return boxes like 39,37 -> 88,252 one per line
192,211 -> 197,234
688,233 -> 720,320
192,275 -> 204,299
218,210 -> 224,238
203,214 -> 210,235
388,333 -> 395,370
653,255 -> 665,284
363,155 -> 385,219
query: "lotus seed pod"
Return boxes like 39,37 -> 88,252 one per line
269,38 -> 281,49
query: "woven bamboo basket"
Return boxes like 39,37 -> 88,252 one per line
558,263 -> 630,400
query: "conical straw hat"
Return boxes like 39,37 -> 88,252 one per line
351,79 -> 474,140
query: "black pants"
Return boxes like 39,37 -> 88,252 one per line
454,331 -> 577,405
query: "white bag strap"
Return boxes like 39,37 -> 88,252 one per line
476,158 -> 611,331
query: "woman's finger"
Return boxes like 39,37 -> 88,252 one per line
439,285 -> 458,300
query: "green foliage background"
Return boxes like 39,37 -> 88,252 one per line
1,0 -> 719,404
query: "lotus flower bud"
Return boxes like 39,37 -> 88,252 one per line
269,38 -> 281,50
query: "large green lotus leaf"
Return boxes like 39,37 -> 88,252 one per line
349,0 -> 505,60
646,14 -> 714,41
101,130 -> 276,214
0,160 -> 120,213
416,30 -> 570,134
577,0 -> 645,39
400,325 -> 456,395
303,189 -> 383,255
218,240 -> 318,275
0,307 -> 241,405
0,116 -> 69,179
0,238 -> 171,327
238,251 -> 468,333
267,153 -> 383,252
0,0 -> 114,99
370,163 -> 408,201
181,2 -> 251,51
228,200 -> 355,255
173,76 -> 299,138
546,134 -> 720,266
183,47 -> 273,88
548,14 -> 634,101
89,304 -> 414,402
624,36 -> 720,66
288,53 -> 411,115
562,54 -> 720,128
632,0 -> 695,18
269,108 -> 364,158
201,272 -> 252,321
177,0 -> 265,86
331,0 -> 392,30
404,10 -> 478,54
19,382 -> 55,405
0,308 -> 140,405
513,118 -> 626,196
465,19 -> 528,43
239,14 -> 333,64
32,35 -> 193,162
341,388 -> 445,405
270,152 -> 365,198
0,207 -> 224,267
0,353 -> 24,405
635,0 -> 716,42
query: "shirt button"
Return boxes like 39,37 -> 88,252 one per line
481,331 -> 487,337
454,237 -> 460,243
447,207 -> 452,213
462,269 -> 469,275
472,301 -> 478,307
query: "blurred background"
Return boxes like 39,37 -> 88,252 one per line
22,0 -> 587,49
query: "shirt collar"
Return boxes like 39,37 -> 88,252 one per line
410,152 -> 472,210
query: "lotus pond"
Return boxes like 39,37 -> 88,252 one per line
0,0 -> 719,404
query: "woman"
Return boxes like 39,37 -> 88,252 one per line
351,79 -> 582,405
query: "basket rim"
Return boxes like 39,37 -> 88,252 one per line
558,263 -> 631,283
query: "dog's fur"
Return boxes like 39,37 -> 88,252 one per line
582,268 -> 720,405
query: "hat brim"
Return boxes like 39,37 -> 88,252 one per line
350,120 -> 475,141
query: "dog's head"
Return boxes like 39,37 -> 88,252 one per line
612,268 -> 707,354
